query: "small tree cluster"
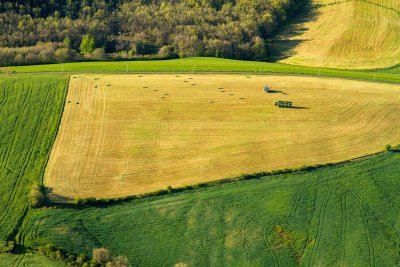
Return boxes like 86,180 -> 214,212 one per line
93,248 -> 129,267
36,244 -> 130,266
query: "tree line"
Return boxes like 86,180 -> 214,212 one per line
0,0 -> 307,66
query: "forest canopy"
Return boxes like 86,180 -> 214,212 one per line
0,0 -> 307,66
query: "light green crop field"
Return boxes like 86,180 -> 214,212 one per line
19,152 -> 400,266
0,76 -> 67,240
274,0 -> 400,69
1,57 -> 400,83
0,253 -> 66,267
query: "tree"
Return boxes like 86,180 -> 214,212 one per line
80,34 -> 95,54
158,45 -> 177,59
252,36 -> 267,60
91,48 -> 107,60
54,48 -> 72,63
29,184 -> 45,208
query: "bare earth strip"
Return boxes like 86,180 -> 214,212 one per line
45,74 -> 400,199
276,0 -> 400,69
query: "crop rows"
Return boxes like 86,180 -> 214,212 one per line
0,76 -> 67,241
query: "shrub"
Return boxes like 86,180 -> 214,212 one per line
0,241 -> 15,253
29,184 -> 46,208
106,256 -> 129,267
386,144 -> 392,151
93,247 -> 112,264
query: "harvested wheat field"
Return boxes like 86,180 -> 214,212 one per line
45,74 -> 400,199
275,0 -> 400,69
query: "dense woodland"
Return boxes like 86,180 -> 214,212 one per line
0,0 -> 307,66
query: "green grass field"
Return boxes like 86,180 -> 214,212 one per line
0,75 -> 67,240
1,57 -> 400,83
0,253 -> 66,267
19,152 -> 400,266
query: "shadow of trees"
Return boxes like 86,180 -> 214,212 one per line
267,0 -> 322,61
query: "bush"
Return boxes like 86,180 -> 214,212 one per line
0,241 -> 15,253
106,256 -> 129,267
386,144 -> 392,151
29,184 -> 46,208
92,247 -> 112,264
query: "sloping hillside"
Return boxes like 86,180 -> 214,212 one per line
20,152 -> 400,266
273,0 -> 400,69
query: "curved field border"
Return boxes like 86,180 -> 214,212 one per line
1,58 -> 400,84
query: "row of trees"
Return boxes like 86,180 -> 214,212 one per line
0,0 -> 308,66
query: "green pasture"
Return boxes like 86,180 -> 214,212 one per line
0,253 -> 66,267
0,75 -> 67,241
19,152 -> 400,266
1,57 -> 400,83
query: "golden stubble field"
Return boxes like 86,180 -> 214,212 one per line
276,0 -> 400,69
45,74 -> 400,199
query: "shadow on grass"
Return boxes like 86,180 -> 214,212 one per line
267,1 -> 321,62
267,89 -> 287,94
290,106 -> 309,109
45,188 -> 75,203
